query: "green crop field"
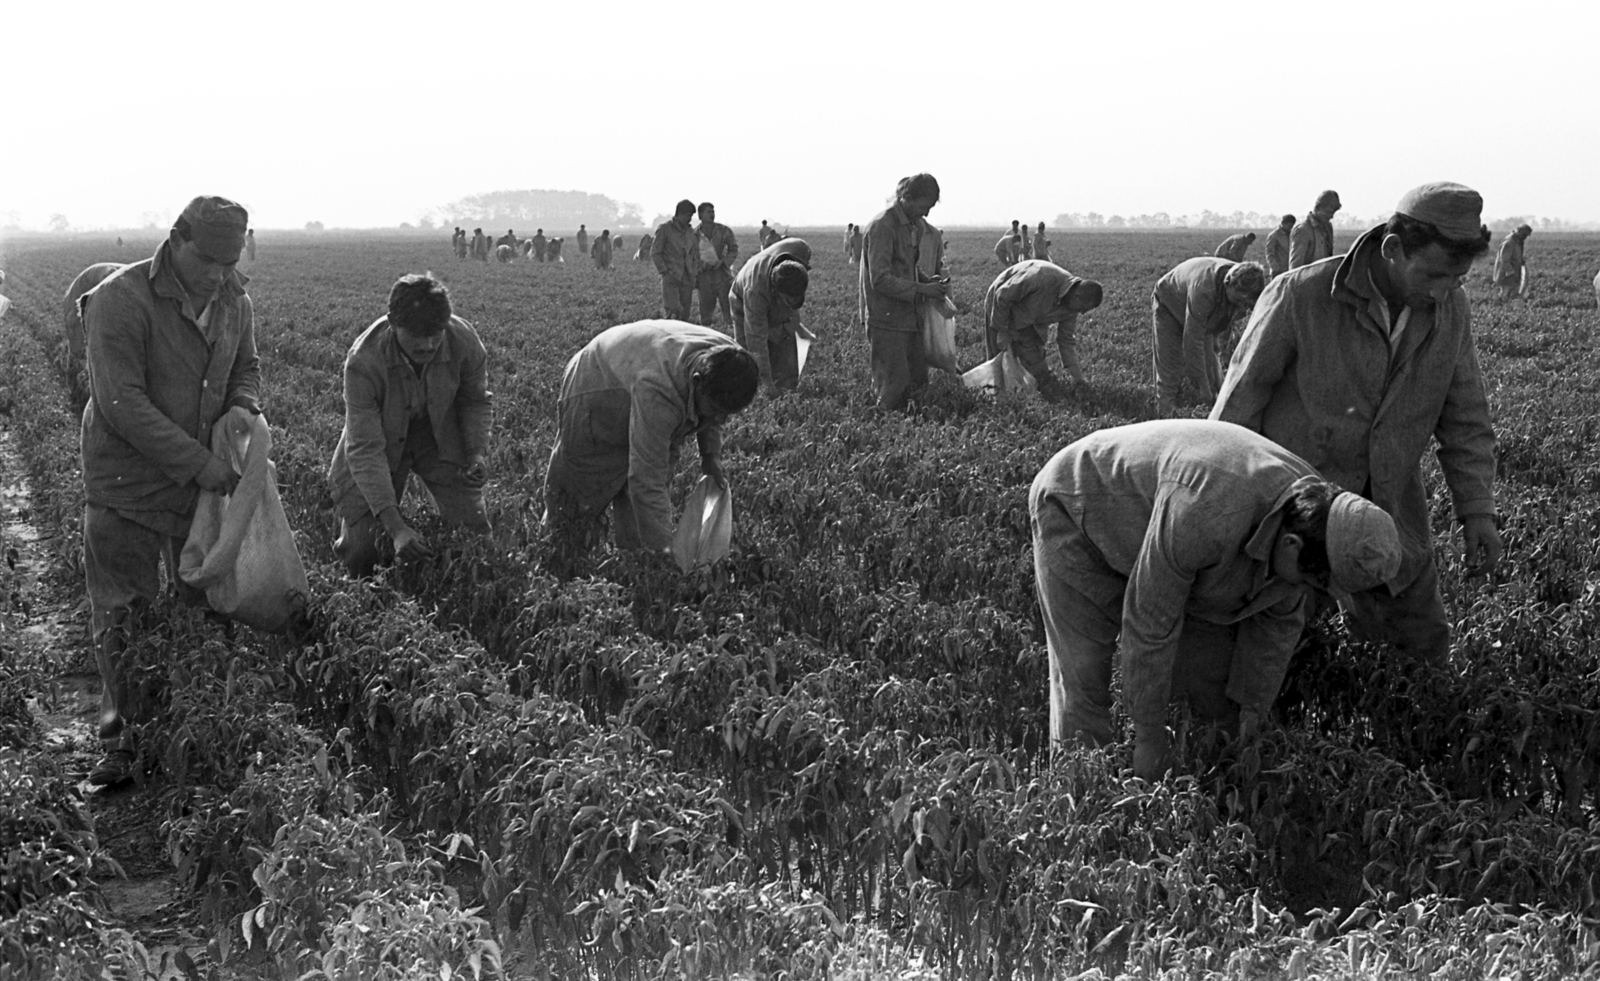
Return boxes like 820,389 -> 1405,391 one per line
3,227 -> 1600,979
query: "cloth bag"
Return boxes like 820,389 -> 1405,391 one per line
180,409 -> 310,633
671,475 -> 733,574
961,350 -> 1038,395
920,295 -> 960,373
795,324 -> 817,377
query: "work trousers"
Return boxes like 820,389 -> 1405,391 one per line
697,266 -> 733,325
661,276 -> 695,320
731,298 -> 801,392
84,504 -> 204,745
1032,499 -> 1238,750
867,326 -> 928,411
1151,297 -> 1222,416
1339,555 -> 1451,665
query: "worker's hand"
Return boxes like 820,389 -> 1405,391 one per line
1132,723 -> 1174,781
702,456 -> 728,490
916,280 -> 951,299
1461,515 -> 1503,577
196,454 -> 240,496
462,454 -> 488,488
392,524 -> 433,562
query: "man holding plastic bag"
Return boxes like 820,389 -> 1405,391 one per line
982,260 -> 1104,402
327,273 -> 494,577
731,237 -> 811,393
543,321 -> 759,566
79,195 -> 261,787
859,173 -> 950,411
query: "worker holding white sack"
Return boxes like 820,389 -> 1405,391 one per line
731,237 -> 812,393
983,260 -> 1104,402
543,321 -> 759,565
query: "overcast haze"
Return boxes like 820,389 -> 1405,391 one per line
5,0 -> 1596,231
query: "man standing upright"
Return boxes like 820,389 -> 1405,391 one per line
1264,214 -> 1295,279
1033,222 -> 1051,262
694,202 -> 739,327
1289,190 -> 1341,269
847,223 -> 863,265
79,195 -> 260,787
651,200 -> 701,320
1493,223 -> 1532,301
531,228 -> 548,262
859,173 -> 950,410
1213,182 -> 1503,664
577,225 -> 590,255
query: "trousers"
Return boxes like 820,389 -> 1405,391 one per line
697,266 -> 733,325
661,276 -> 695,320
867,327 -> 928,411
1151,297 -> 1221,415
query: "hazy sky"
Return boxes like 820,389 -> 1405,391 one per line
5,0 -> 1596,230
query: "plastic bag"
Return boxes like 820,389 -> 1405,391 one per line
180,409 -> 310,632
920,294 -> 960,373
795,324 -> 817,377
671,475 -> 733,574
961,350 -> 1038,395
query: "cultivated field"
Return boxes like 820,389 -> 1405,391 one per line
3,227 -> 1600,979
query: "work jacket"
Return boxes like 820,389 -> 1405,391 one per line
695,221 -> 739,277
1153,256 -> 1241,400
1030,419 -> 1316,726
1265,227 -> 1291,279
983,260 -> 1083,356
859,202 -> 945,333
327,315 -> 493,519
1493,235 -> 1525,286
1212,225 -> 1497,589
651,219 -> 701,284
731,240 -> 810,379
1288,213 -> 1335,269
81,242 -> 260,528
1215,233 -> 1252,262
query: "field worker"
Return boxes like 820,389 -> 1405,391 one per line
543,320 -> 759,561
494,244 -> 514,263
577,225 -> 589,255
694,202 -> 739,326
63,262 -> 125,412
983,259 -> 1104,402
1019,221 -> 1034,260
327,273 -> 493,579
848,223 -> 863,265
1033,222 -> 1051,262
497,229 -> 519,251
1031,419 -> 1401,779
472,228 -> 488,262
1213,181 -> 1502,665
859,172 -> 950,411
1151,258 -> 1266,416
531,229 -> 547,262
592,230 -> 614,269
1215,232 -> 1256,263
1264,215 -> 1295,279
0,270 -> 8,321
1492,223 -> 1532,301
731,237 -> 812,392
760,220 -> 780,248
651,200 -> 701,319
548,238 -> 565,263
1290,191 -> 1341,269
1593,268 -> 1600,306
635,232 -> 653,261
994,232 -> 1019,266
613,235 -> 626,256
454,228 -> 467,260
79,195 -> 261,787
245,229 -> 256,262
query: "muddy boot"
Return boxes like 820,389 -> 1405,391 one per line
88,746 -> 137,788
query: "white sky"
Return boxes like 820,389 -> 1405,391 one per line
4,0 -> 1596,230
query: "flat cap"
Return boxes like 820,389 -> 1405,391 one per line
1326,492 -> 1402,595
177,195 -> 249,261
1394,182 -> 1483,242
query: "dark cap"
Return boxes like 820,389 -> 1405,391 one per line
177,195 -> 249,261
1394,182 -> 1483,242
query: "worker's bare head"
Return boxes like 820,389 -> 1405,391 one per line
771,260 -> 809,309
1312,190 -> 1341,220
388,272 -> 451,362
692,347 -> 760,424
1222,262 -> 1267,309
1280,214 -> 1295,229
674,200 -> 696,222
1245,232 -> 1257,243
1515,223 -> 1533,240
698,202 -> 716,222
1060,280 -> 1104,315
895,173 -> 941,219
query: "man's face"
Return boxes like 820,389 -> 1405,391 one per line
899,194 -> 937,221
1380,238 -> 1476,308
699,206 -> 716,225
393,324 -> 445,364
168,234 -> 238,301
1271,533 -> 1331,593
693,386 -> 732,427
1314,200 -> 1341,222
674,209 -> 694,227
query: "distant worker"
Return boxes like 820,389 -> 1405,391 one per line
542,320 -> 759,564
1289,190 -> 1341,269
592,230 -> 614,269
496,228 -> 519,251
635,232 -> 653,261
576,225 -> 589,255
1031,419 -> 1401,779
547,237 -> 565,263
1264,215 -> 1295,278
994,232 -> 1021,266
1492,223 -> 1532,301
63,262 -> 125,413
983,259 -> 1104,402
1214,231 -> 1256,262
1593,268 -> 1600,306
1033,222 -> 1051,262
843,224 -> 853,256
859,172 -> 949,411
847,224 -> 863,265
531,229 -> 547,262
327,273 -> 493,578
613,235 -> 626,256
731,237 -> 812,392
471,228 -> 488,262
495,244 -> 514,262
245,229 -> 256,262
1151,257 -> 1266,416
694,202 -> 739,327
453,228 -> 467,260
1018,220 -> 1034,260
759,220 -> 780,249
651,200 -> 701,320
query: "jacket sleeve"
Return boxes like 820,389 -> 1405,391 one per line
1121,489 -> 1211,727
743,281 -> 774,380
1225,591 -> 1309,715
84,284 -> 215,486
224,294 -> 262,413
1288,224 -> 1313,269
626,380 -> 685,550
865,225 -> 919,303
650,229 -> 670,277
1210,281 -> 1295,432
1182,282 -> 1222,401
1432,304 -> 1498,519
456,325 -> 493,459
719,227 -> 739,269
342,357 -> 401,518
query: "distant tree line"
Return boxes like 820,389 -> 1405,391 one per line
1053,210 -> 1597,232
426,189 -> 644,231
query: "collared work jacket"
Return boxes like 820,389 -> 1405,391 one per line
1493,235 -> 1525,286
1265,228 -> 1291,279
80,242 -> 260,526
651,220 -> 701,285
1212,224 -> 1497,589
549,321 -> 732,551
983,260 -> 1083,355
731,240 -> 809,379
327,315 -> 493,519
1289,213 -> 1335,269
1215,234 -> 1252,262
696,221 -> 739,276
1030,419 -> 1315,726
1153,256 -> 1242,397
859,203 -> 945,333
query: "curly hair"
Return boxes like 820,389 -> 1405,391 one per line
388,273 -> 452,336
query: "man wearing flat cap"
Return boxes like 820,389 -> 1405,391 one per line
79,194 -> 261,787
1289,190 -> 1341,270
982,259 -> 1104,402
1214,181 -> 1502,665
1031,419 -> 1401,780
1493,223 -> 1532,301
731,237 -> 812,393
